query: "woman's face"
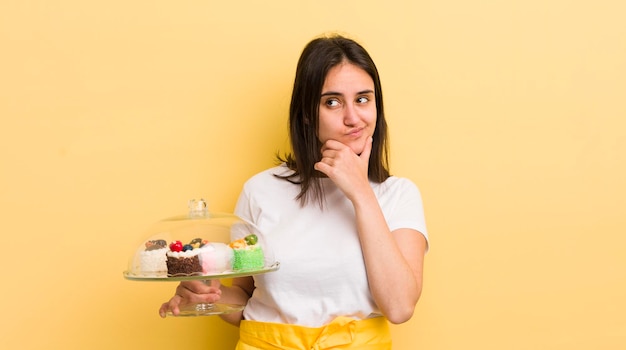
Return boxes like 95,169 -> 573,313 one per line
317,62 -> 376,155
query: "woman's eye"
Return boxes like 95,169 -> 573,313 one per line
326,99 -> 340,107
356,96 -> 370,104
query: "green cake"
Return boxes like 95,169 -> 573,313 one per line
229,234 -> 265,271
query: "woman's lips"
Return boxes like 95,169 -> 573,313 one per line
346,127 -> 364,137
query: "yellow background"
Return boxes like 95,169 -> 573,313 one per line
1,1 -> 624,349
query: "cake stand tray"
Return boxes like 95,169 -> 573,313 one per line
123,261 -> 280,281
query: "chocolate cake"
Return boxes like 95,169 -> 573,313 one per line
166,254 -> 202,276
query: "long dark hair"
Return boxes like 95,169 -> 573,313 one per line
278,34 -> 390,207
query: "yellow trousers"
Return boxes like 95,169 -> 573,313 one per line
235,316 -> 392,350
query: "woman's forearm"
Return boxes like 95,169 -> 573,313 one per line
218,277 -> 254,326
352,189 -> 426,324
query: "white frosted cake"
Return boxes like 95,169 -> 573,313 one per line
139,239 -> 168,275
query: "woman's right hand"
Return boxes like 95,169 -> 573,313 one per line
158,279 -> 221,318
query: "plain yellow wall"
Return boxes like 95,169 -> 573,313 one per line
1,1 -> 624,349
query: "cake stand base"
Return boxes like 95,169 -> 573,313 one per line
166,302 -> 245,317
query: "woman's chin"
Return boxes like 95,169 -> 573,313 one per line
351,146 -> 365,156
349,138 -> 370,155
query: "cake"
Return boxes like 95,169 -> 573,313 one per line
166,240 -> 203,276
166,238 -> 235,276
198,242 -> 233,274
139,239 -> 168,275
229,234 -> 264,271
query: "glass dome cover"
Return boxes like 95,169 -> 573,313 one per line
124,199 -> 278,281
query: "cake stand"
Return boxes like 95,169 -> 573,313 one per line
123,199 -> 279,317
123,262 -> 280,316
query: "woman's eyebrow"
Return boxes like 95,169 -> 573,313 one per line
320,91 -> 342,97
320,89 -> 374,97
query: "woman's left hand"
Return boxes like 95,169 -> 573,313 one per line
314,136 -> 373,201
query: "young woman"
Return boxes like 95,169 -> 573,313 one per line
160,34 -> 429,349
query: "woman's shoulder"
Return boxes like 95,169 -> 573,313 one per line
375,175 -> 424,200
381,175 -> 420,190
244,164 -> 294,188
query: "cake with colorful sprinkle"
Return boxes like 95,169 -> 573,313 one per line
166,239 -> 203,276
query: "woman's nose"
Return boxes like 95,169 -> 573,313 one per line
343,103 -> 358,126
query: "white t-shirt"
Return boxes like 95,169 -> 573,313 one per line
233,164 -> 428,327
